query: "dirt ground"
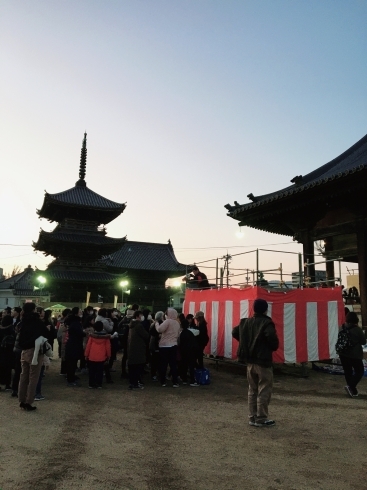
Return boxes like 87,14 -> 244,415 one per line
0,357 -> 365,490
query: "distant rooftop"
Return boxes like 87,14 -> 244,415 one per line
0,266 -> 44,296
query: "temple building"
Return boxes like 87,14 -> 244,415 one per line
225,133 -> 367,324
103,240 -> 187,308
33,133 -> 187,307
0,266 -> 50,309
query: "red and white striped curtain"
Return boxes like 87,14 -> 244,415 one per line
183,286 -> 344,363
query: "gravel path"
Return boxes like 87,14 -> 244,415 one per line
0,358 -> 365,490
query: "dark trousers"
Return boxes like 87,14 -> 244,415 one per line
111,338 -> 119,362
88,361 -> 104,387
79,356 -> 86,370
0,362 -> 12,387
121,346 -> 128,376
197,348 -> 205,369
60,359 -> 67,375
12,353 -> 21,394
180,356 -> 196,383
159,346 -> 178,385
339,355 -> 365,393
66,357 -> 78,383
150,351 -> 160,378
104,363 -> 112,381
35,365 -> 45,396
128,363 -> 144,387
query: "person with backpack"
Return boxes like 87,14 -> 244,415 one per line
0,315 -> 16,391
337,311 -> 366,397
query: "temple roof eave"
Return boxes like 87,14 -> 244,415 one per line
229,165 -> 366,218
227,133 -> 367,219
37,187 -> 126,223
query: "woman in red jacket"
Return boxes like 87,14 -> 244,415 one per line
85,321 -> 111,389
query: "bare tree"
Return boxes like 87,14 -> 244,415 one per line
5,265 -> 22,279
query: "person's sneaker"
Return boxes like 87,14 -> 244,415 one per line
97,386 -> 102,389
5,386 -> 12,391
34,394 -> 45,401
190,382 -> 200,387
172,384 -> 179,388
88,386 -> 95,389
161,384 -> 166,387
254,419 -> 276,427
248,417 -> 257,426
344,386 -> 354,398
151,376 -> 157,381
67,382 -> 78,387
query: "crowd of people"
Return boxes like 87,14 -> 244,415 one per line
1,298 -> 364,427
0,303 -> 209,411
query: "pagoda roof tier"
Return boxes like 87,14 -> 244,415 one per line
37,185 -> 126,224
33,230 -> 126,256
42,269 -> 124,283
36,133 -> 126,224
103,240 -> 187,274
225,133 -> 367,236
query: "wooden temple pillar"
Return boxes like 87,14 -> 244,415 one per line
324,237 -> 335,287
301,231 -> 315,286
356,219 -> 367,326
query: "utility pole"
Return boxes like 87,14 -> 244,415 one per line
221,253 -> 232,288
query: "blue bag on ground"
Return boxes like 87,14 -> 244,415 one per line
195,368 -> 211,385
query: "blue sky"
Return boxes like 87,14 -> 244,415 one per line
0,1 -> 366,284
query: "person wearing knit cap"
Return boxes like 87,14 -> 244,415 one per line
232,298 -> 279,428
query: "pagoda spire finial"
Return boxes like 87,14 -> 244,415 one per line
76,132 -> 87,187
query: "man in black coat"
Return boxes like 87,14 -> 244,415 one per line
232,298 -> 279,428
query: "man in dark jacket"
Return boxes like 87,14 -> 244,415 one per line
187,267 -> 209,289
17,302 -> 50,410
232,298 -> 279,428
127,311 -> 149,390
338,311 -> 366,397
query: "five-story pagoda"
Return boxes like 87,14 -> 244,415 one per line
33,133 -> 127,302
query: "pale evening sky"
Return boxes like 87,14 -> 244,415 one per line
0,1 -> 366,285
